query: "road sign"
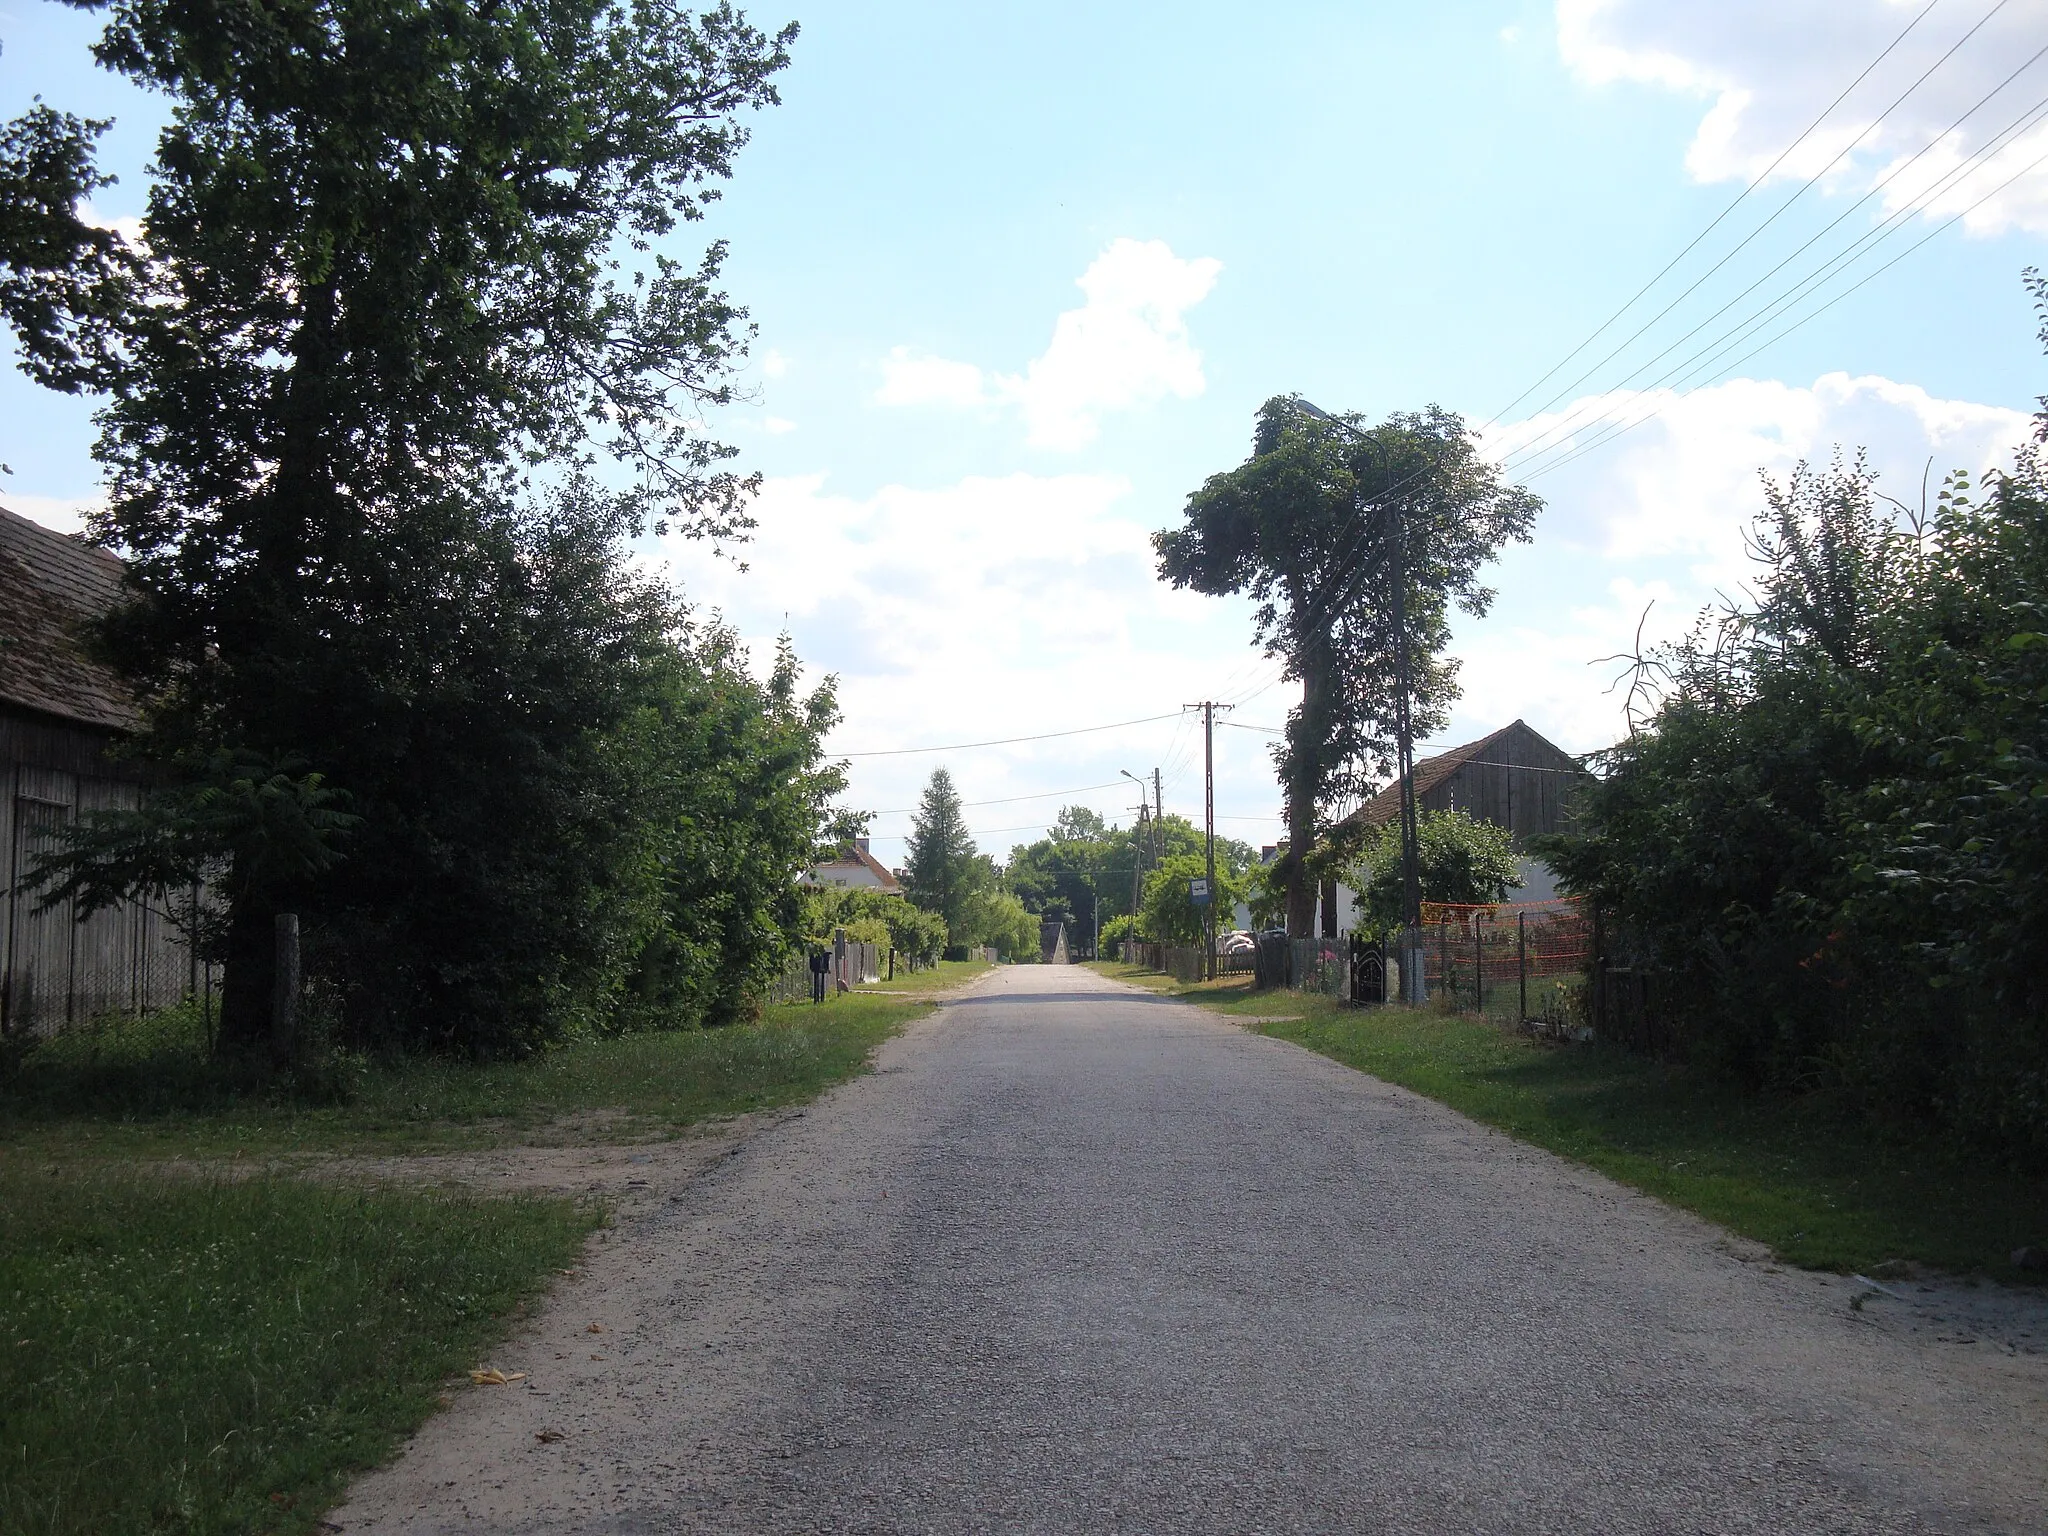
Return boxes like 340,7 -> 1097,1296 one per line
1190,877 -> 1211,906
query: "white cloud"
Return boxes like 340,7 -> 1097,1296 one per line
760,349 -> 790,379
78,201 -> 146,250
1462,368 -> 2033,752
660,365 -> 2031,834
1492,368 -> 2028,562
874,238 -> 1223,450
876,348 -> 988,409
648,468 -> 1268,845
1556,0 -> 2048,235
762,416 -> 797,435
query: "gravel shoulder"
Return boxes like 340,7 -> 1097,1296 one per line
332,965 -> 2048,1535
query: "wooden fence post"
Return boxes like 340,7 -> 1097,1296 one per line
1518,910 -> 1528,1023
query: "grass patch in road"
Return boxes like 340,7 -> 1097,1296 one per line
0,960 -> 988,1163
0,1166 -> 594,1536
1088,961 -> 2048,1280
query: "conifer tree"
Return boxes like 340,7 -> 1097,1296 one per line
904,768 -> 977,942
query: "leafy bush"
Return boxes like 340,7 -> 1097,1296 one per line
1340,808 -> 1520,940
800,886 -> 947,965
1099,912 -> 1137,960
960,887 -> 1041,961
1539,442 -> 2048,1166
1139,853 -> 1245,947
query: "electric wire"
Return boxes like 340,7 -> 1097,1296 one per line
834,711 -> 1181,758
1521,137 -> 2048,484
1504,0 -> 2015,441
1294,3 -> 2020,639
864,778 -> 1138,817
1486,0 -> 1950,425
1501,53 -> 2048,476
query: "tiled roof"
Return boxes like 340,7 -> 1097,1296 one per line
1331,722 -> 1524,836
0,502 -> 139,731
804,841 -> 906,895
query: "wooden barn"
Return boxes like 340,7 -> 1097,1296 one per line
0,503 -> 201,1035
1315,719 -> 1589,931
1330,719 -> 1587,849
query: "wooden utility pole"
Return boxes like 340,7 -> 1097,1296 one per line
1184,702 -> 1233,979
1152,768 -> 1163,867
1131,799 -> 1149,955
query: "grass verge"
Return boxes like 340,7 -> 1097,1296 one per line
1089,961 -> 2048,1279
0,958 -> 985,1532
1,1166 -> 595,1536
0,959 -> 987,1162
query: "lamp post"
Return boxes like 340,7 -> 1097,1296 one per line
1295,399 -> 1426,1002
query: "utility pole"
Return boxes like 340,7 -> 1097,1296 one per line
1152,768 -> 1163,868
1184,701 -> 1234,978
1131,807 -> 1144,951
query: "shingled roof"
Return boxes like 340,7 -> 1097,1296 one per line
0,502 -> 139,731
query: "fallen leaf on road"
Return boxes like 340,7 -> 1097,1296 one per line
469,1368 -> 527,1386
586,1322 -> 606,1333
535,1430 -> 565,1443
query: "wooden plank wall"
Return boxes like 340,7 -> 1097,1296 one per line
1424,721 -> 1586,847
1,709 -> 203,1036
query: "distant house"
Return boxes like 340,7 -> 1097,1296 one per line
1316,719 -> 1589,933
1,503 -> 201,1034
801,836 -> 905,897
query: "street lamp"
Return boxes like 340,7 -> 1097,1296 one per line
1295,398 -> 1426,1002
1119,768 -> 1146,958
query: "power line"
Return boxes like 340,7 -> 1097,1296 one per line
865,778 -> 1133,817
835,712 -> 1181,758
1289,4 -> 2006,640
1519,137 -> 2048,484
1502,46 -> 2048,477
1504,0 -> 2015,442
1486,0 -> 1952,426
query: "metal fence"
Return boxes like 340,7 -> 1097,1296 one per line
1415,899 -> 1592,1029
1115,900 -> 1605,1036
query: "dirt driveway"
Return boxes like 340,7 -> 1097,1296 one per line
333,965 -> 2048,1534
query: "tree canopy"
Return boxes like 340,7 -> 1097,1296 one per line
4,1 -> 824,1055
1140,853 -> 1247,948
1540,411 -> 2048,1165
904,768 -> 978,943
1155,397 -> 1539,937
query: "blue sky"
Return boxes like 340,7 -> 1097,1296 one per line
5,0 -> 2046,861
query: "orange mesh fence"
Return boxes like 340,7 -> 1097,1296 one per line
1416,898 -> 1591,1019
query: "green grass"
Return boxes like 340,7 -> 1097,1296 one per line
1091,961 -> 2048,1279
0,1165 -> 595,1536
0,959 -> 987,1163
0,959 -> 986,1532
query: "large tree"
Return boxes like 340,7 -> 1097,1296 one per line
903,767 -> 978,943
1006,807 -> 1254,938
1,0 -> 800,1049
1155,397 -> 1539,936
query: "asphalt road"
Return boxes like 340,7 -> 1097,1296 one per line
338,964 -> 2048,1535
